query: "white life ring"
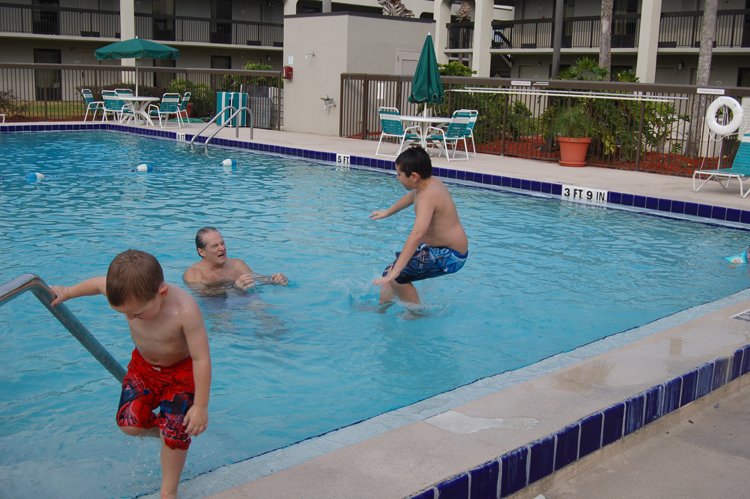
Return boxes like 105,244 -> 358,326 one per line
706,96 -> 744,136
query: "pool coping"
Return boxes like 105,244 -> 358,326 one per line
5,123 -> 750,499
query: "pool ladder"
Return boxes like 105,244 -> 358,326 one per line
0,274 -> 126,383
190,105 -> 254,150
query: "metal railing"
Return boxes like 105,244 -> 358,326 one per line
0,63 -> 283,129
490,14 -> 641,50
487,10 -> 749,51
191,105 -> 254,149
340,73 -> 750,177
659,9 -> 750,48
134,12 -> 283,47
0,274 -> 126,382
0,3 -> 283,47
0,2 -> 120,38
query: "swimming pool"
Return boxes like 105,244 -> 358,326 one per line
1,130 -> 749,499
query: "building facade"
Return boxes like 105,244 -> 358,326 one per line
1,0 -> 747,87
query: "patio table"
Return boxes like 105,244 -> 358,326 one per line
119,96 -> 160,126
400,115 -> 452,153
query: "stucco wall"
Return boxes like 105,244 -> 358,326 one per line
282,13 -> 433,135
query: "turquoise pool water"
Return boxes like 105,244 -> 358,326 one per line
1,131 -> 749,498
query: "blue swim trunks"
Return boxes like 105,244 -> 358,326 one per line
383,243 -> 468,284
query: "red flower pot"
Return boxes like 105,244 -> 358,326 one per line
558,137 -> 591,167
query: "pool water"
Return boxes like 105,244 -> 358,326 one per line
1,131 -> 749,498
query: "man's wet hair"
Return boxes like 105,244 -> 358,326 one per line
106,249 -> 164,306
395,146 -> 432,179
195,226 -> 219,257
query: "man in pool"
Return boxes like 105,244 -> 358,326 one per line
50,249 -> 211,499
370,146 -> 469,305
183,226 -> 288,294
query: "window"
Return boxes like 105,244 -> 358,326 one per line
738,68 -> 750,87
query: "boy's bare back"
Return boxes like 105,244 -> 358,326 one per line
414,177 -> 468,254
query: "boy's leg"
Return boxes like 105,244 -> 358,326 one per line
379,280 -> 420,305
160,434 -> 187,499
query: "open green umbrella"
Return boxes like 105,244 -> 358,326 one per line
95,37 -> 179,96
408,33 -> 445,116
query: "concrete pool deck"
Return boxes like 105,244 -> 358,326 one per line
188,125 -> 750,499
4,122 -> 750,498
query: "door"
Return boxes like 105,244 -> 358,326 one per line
32,0 -> 59,35
34,49 -> 62,101
743,0 -> 750,47
612,0 -> 637,48
561,0 -> 575,48
211,55 -> 232,90
211,0 -> 233,44
153,0 -> 175,41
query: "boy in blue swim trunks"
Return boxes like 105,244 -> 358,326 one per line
370,146 -> 469,304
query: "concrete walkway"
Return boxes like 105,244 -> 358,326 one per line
220,126 -> 750,212
523,378 -> 750,499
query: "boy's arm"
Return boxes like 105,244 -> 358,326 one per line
181,300 -> 212,437
373,196 -> 436,285
369,191 -> 415,220
50,276 -> 107,306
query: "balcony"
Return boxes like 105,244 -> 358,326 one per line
135,13 -> 283,47
488,14 -> 640,50
479,9 -> 749,52
0,2 -> 120,38
659,9 -> 750,48
0,3 -> 284,48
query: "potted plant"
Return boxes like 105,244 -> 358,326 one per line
551,105 -> 595,167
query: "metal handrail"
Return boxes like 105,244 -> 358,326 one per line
190,105 -> 254,150
0,274 -> 126,382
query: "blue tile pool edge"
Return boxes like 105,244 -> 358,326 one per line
406,344 -> 750,499
3,124 -> 750,227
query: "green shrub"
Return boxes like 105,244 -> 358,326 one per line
167,79 -> 214,118
551,105 -> 595,139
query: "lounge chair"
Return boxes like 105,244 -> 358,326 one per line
425,110 -> 471,161
80,89 -> 104,122
101,90 -> 133,123
147,93 -> 182,128
693,133 -> 750,198
177,91 -> 192,125
376,107 -> 420,157
462,109 -> 479,157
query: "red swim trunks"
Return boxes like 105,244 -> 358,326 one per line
116,349 -> 195,450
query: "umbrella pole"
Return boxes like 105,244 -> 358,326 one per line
135,65 -> 139,97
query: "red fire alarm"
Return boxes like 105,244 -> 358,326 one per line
282,66 -> 293,80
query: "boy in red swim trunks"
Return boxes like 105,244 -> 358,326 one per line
51,249 -> 211,499
370,146 -> 469,305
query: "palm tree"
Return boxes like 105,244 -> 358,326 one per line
687,0 -> 719,156
599,0 -> 613,80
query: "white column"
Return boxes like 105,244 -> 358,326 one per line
120,0 -> 135,40
432,0 -> 452,64
635,0 -> 662,83
471,0 -> 493,77
119,0 -> 136,86
284,0 -> 298,17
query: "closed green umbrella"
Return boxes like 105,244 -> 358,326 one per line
408,33 -> 445,116
95,37 -> 179,96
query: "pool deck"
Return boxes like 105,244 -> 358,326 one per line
189,126 -> 750,499
5,122 -> 750,499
